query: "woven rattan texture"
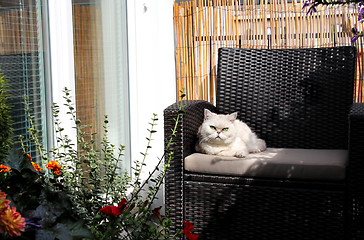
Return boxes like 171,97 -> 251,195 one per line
217,47 -> 356,149
184,181 -> 345,240
348,103 -> 364,239
164,47 -> 362,239
164,100 -> 216,236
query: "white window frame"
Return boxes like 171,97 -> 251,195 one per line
47,0 -> 77,146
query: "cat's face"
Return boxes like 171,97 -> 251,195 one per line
199,109 -> 237,143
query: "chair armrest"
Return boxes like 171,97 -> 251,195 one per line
348,103 -> 364,174
163,100 -> 215,234
348,103 -> 364,237
164,100 -> 216,159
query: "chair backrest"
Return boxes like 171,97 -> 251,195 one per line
216,47 -> 356,149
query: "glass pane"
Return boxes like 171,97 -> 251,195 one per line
72,0 -> 130,171
0,0 -> 47,161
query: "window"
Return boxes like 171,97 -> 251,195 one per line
0,0 -> 130,171
71,0 -> 130,171
0,0 -> 48,161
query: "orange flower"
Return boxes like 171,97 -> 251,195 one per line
0,206 -> 26,237
31,162 -> 42,172
25,153 -> 32,162
0,165 -> 11,173
46,161 -> 61,175
0,191 -> 10,211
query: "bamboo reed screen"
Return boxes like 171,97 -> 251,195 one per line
0,7 -> 38,55
72,4 -> 102,133
174,0 -> 364,103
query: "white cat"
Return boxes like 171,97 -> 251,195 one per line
195,109 -> 266,158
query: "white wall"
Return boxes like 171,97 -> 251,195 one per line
127,0 -> 176,207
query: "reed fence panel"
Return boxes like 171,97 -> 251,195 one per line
174,0 -> 364,103
72,4 -> 102,133
0,7 -> 39,55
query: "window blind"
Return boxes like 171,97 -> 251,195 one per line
0,0 -> 47,160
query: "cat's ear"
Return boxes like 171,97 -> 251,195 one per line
228,112 -> 238,122
204,109 -> 215,120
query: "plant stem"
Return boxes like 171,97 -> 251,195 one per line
23,96 -> 48,169
130,114 -> 158,199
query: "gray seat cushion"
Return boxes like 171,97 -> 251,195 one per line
185,148 -> 348,181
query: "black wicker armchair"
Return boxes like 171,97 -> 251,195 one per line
164,46 -> 364,240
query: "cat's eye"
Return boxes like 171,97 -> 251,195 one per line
222,128 -> 229,131
210,126 -> 216,130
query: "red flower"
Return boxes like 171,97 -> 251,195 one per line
100,198 -> 127,217
118,198 -> 127,209
183,220 -> 199,240
152,206 -> 162,220
100,205 -> 122,217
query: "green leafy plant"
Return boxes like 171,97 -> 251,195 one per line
1,88 -> 199,239
0,72 -> 13,163
50,88 -> 193,239
0,151 -> 93,240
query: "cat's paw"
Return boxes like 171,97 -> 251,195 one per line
234,152 -> 247,158
249,149 -> 262,154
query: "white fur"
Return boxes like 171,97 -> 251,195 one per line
195,109 -> 266,158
